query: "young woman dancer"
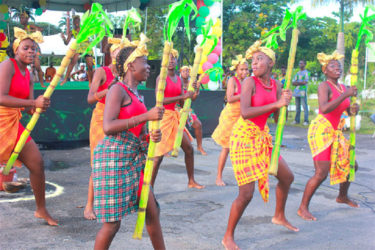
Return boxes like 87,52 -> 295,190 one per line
297,51 -> 359,221
212,55 -> 248,186
92,35 -> 165,249
0,27 -> 57,226
222,41 -> 298,250
151,51 -> 204,189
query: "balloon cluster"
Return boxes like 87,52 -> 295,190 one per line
195,0 -> 222,90
31,0 -> 47,16
0,3 -> 9,63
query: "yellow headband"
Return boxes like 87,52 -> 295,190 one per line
230,54 -> 247,71
171,49 -> 179,59
180,65 -> 191,72
123,33 -> 150,73
108,36 -> 139,53
245,40 -> 275,63
317,51 -> 344,70
13,27 -> 43,53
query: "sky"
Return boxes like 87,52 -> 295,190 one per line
34,2 -> 366,27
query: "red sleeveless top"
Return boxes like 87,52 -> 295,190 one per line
97,66 -> 114,104
233,76 -> 241,96
319,81 -> 350,130
117,83 -> 148,137
9,59 -> 30,99
164,75 -> 182,111
249,76 -> 277,130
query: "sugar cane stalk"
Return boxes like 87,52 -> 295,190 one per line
3,3 -> 113,175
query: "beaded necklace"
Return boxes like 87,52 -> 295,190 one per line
327,80 -> 344,93
122,81 -> 144,103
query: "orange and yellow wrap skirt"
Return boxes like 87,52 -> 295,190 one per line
89,102 -> 105,166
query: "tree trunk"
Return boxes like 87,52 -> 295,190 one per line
337,31 -> 345,81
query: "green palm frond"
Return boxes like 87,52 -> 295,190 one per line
123,7 -> 142,38
355,5 -> 375,50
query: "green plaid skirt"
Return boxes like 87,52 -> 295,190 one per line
92,131 -> 147,223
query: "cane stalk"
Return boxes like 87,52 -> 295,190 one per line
348,5 -> 375,181
2,3 -> 113,175
269,7 -> 306,176
133,0 -> 197,239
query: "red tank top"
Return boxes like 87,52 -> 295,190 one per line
319,81 -> 350,130
97,66 -> 114,104
164,75 -> 182,111
233,76 -> 241,96
249,76 -> 277,130
9,58 -> 30,99
117,83 -> 148,137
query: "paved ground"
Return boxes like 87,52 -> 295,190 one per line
1,125 -> 374,250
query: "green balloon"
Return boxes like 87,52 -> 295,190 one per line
3,12 -> 8,20
204,0 -> 214,6
0,21 -> 6,29
35,8 -> 43,16
196,28 -> 202,35
198,6 -> 209,18
209,72 -> 219,81
195,16 -> 205,28
214,62 -> 222,68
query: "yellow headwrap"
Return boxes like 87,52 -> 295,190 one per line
13,27 -> 43,53
123,33 -> 150,73
230,54 -> 247,71
245,40 -> 275,63
180,65 -> 191,72
317,51 -> 344,71
171,49 -> 179,59
108,36 -> 139,54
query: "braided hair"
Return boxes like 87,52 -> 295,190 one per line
116,46 -> 136,79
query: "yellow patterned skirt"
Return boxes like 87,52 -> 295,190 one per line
308,114 -> 350,185
212,101 -> 241,148
89,102 -> 105,167
230,117 -> 273,202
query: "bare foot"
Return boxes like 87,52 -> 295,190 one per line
216,178 -> 226,186
272,217 -> 299,232
197,147 -> 207,155
297,207 -> 317,221
84,206 -> 97,220
34,209 -> 58,226
222,238 -> 239,250
188,181 -> 205,189
60,79 -> 67,86
336,197 -> 359,208
40,83 -> 46,88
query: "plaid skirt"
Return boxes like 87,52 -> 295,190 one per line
92,130 -> 148,223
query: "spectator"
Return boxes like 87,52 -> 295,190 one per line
45,62 -> 56,82
292,60 -> 310,125
71,63 -> 88,81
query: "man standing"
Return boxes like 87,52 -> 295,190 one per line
292,60 -> 309,125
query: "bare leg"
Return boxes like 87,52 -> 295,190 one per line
94,221 -> 121,250
61,53 -> 79,86
18,140 -> 58,226
34,56 -> 45,87
85,56 -> 94,85
192,119 -> 206,155
222,182 -> 255,250
145,191 -> 166,249
272,157 -> 299,232
84,174 -> 96,220
151,156 -> 164,187
181,131 -> 204,189
297,161 -> 329,221
336,161 -> 359,207
216,147 -> 229,186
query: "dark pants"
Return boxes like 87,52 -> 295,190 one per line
294,95 -> 309,123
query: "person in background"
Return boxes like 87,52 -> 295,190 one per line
45,62 -> 56,83
71,63 -> 87,81
292,60 -> 310,126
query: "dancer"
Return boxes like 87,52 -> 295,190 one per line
151,50 -> 204,189
297,51 -> 359,221
60,13 -> 94,85
212,55 -> 248,186
19,10 -> 45,87
92,36 -> 165,249
222,41 -> 298,250
0,28 -> 57,226
179,65 -> 207,155
84,41 -> 120,220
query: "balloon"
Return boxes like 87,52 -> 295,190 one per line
198,6 -> 209,18
207,53 -> 219,64
204,0 -> 214,7
1,38 -> 8,47
197,0 -> 206,9
35,8 -> 43,16
0,21 -> 6,29
212,45 -> 222,55
195,16 -> 205,28
217,38 -> 221,45
200,54 -> 207,64
196,34 -> 204,45
214,62 -> 222,68
0,4 -> 8,14
196,28 -> 202,35
0,32 -> 5,42
208,80 -> 219,90
39,0 -> 47,6
209,71 -> 219,81
212,26 -> 222,37
201,74 -> 210,84
3,12 -> 8,20
198,65 -> 203,74
202,61 -> 213,71
209,2 -> 221,19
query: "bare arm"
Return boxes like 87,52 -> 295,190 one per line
318,82 -> 356,114
155,75 -> 191,105
87,67 -> 108,104
272,81 -> 283,123
226,77 -> 240,103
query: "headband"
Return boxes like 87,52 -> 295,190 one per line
230,54 -> 247,71
245,40 -> 275,63
123,33 -> 150,73
13,27 -> 43,53
171,48 -> 179,59
317,51 -> 344,70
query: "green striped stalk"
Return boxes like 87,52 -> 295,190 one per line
3,3 -> 113,175
133,0 -> 197,239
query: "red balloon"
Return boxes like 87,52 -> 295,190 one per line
197,0 -> 206,9
201,74 -> 210,84
84,3 -> 91,10
0,33 -> 6,42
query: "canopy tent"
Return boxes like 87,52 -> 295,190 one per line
3,0 -> 175,12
